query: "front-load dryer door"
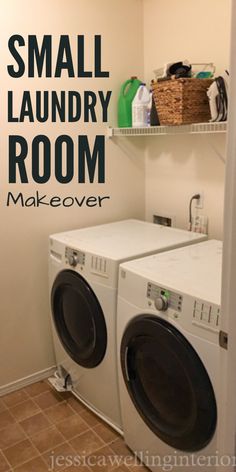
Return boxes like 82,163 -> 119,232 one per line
51,270 -> 107,368
121,315 -> 217,452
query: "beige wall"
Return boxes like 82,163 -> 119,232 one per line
143,0 -> 231,238
0,0 -> 145,388
0,0 -> 232,389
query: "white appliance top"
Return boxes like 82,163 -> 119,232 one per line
50,219 -> 206,261
120,240 -> 222,305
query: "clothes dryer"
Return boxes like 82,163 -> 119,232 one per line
49,219 -> 206,432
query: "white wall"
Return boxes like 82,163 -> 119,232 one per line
143,0 -> 231,238
0,0 -> 145,388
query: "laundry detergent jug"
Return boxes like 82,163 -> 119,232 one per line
118,77 -> 142,127
132,83 -> 150,127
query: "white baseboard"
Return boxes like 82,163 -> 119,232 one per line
0,366 -> 56,397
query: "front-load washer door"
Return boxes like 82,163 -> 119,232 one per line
121,315 -> 217,452
51,270 -> 107,368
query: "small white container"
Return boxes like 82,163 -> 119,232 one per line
132,83 -> 150,127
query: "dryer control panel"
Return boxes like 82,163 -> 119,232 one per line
147,283 -> 183,312
65,247 -> 85,267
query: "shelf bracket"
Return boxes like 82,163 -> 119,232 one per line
107,127 -> 114,139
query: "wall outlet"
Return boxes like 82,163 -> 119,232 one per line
195,192 -> 204,210
191,215 -> 208,234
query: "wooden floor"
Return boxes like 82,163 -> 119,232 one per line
0,380 -> 147,472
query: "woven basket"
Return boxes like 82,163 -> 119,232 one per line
152,78 -> 213,126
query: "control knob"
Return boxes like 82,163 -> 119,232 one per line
68,255 -> 78,267
154,295 -> 169,311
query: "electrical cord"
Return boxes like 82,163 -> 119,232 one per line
188,194 -> 200,231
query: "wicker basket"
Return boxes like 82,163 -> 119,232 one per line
152,78 -> 213,126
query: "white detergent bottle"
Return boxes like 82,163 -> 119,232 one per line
132,83 -> 150,127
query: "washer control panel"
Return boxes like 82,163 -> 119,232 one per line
65,247 -> 85,267
192,300 -> 220,329
147,283 -> 183,312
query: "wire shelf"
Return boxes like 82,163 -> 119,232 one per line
107,121 -> 227,138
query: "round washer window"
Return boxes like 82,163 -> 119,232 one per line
51,270 -> 107,368
121,315 -> 217,452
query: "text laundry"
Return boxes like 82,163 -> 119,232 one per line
8,90 -> 112,123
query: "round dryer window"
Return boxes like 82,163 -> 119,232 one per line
51,270 -> 107,368
121,315 -> 217,452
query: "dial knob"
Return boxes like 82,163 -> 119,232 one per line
154,295 -> 169,311
68,255 -> 78,267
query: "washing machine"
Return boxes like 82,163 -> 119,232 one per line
49,219 -> 206,433
117,240 -> 222,470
